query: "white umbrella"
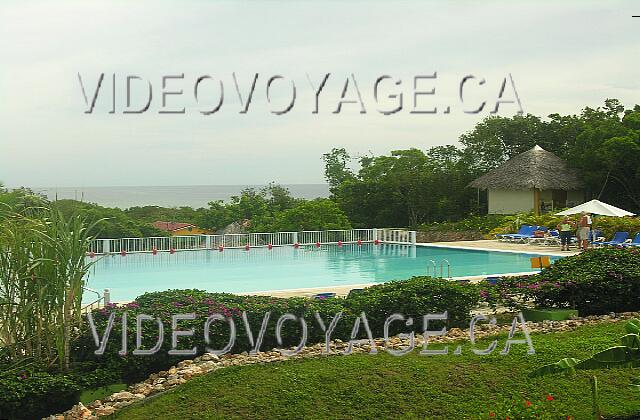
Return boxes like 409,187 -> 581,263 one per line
556,199 -> 635,217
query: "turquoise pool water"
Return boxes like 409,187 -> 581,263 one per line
85,244 -> 555,302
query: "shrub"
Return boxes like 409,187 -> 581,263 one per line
72,278 -> 481,382
344,276 -> 481,330
418,214 -> 508,234
0,371 -> 81,420
72,290 -> 355,383
487,248 -> 640,315
486,212 -> 640,240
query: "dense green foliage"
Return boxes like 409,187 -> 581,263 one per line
346,277 -> 479,328
419,211 -> 640,240
0,184 -> 350,238
271,198 -> 351,231
325,146 -> 477,227
486,248 -> 640,316
53,200 -> 167,238
418,214 -> 510,234
113,322 -> 640,419
0,371 -> 81,420
72,277 -> 479,384
326,99 -> 640,227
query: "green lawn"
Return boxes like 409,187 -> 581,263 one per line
80,383 -> 127,405
113,322 -> 640,419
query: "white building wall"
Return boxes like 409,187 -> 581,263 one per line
488,189 -> 534,214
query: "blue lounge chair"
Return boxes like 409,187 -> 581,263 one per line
622,233 -> 640,247
590,229 -> 604,242
498,225 -> 535,242
510,225 -> 544,242
496,225 -> 530,240
313,292 -> 336,300
571,229 -> 602,245
595,231 -> 629,247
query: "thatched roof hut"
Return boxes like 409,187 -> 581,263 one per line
469,145 -> 585,215
469,145 -> 583,191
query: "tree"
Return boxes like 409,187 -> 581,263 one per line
51,200 -> 167,238
322,148 -> 355,191
326,147 -> 478,227
272,199 -> 351,231
200,183 -> 299,232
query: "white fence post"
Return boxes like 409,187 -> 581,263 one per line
103,289 -> 111,306
88,228 -> 417,254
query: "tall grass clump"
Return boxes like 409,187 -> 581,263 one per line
0,205 -> 99,371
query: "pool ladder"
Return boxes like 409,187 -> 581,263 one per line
427,259 -> 452,279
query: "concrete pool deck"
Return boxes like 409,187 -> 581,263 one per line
240,239 -> 580,298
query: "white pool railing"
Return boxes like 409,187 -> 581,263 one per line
88,228 -> 416,255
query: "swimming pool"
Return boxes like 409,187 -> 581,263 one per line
85,244 -> 556,302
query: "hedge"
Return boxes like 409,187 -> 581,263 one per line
71,277 -> 481,383
0,371 -> 81,420
484,247 -> 640,316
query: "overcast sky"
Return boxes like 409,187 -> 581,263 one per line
1,1 -> 639,187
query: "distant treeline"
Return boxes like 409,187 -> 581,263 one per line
2,99 -> 639,235
0,183 -> 350,238
324,98 -> 640,227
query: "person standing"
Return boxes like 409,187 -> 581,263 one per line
578,211 -> 592,251
557,216 -> 575,251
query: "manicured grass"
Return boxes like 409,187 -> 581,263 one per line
114,322 -> 640,419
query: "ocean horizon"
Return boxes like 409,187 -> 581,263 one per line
30,184 -> 330,209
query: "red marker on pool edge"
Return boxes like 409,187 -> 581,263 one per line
374,239 -> 380,245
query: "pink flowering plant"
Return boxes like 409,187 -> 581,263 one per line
479,248 -> 640,316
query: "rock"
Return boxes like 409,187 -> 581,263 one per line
199,361 -> 217,372
94,406 -> 116,417
87,400 -> 102,409
113,401 -> 133,409
166,377 -> 186,387
201,352 -> 220,361
109,391 -> 136,402
131,383 -> 152,395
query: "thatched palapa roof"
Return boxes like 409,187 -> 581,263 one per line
468,145 -> 584,191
